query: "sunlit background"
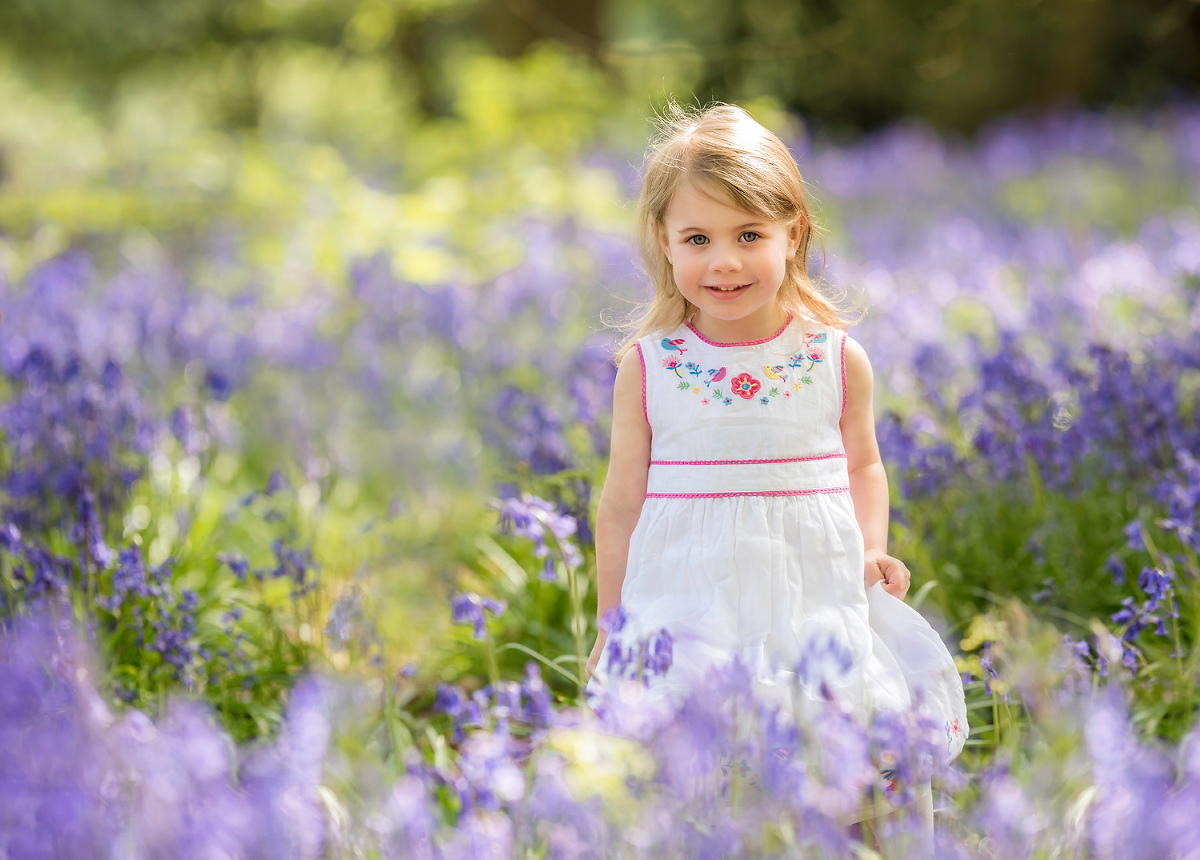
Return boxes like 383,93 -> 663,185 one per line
2,1 -> 1200,855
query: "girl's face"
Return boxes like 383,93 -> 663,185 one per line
659,182 -> 802,336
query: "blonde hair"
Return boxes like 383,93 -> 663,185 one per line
613,101 -> 858,364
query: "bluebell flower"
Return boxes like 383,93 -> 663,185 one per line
495,493 -> 580,567
1105,553 -> 1126,585
979,641 -> 1000,694
599,605 -> 627,634
217,551 -> 249,581
1124,520 -> 1146,552
450,592 -> 505,640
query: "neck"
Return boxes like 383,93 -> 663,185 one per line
689,306 -> 791,344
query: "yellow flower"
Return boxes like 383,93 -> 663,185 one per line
793,381 -> 804,390
960,614 -> 1006,651
545,723 -> 656,817
692,386 -> 701,394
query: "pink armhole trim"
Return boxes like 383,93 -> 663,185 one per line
645,486 -> 849,499
635,342 -> 649,427
684,314 -> 793,347
840,331 -> 848,416
649,453 -> 846,466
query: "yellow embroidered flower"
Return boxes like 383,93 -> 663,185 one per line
692,386 -> 700,394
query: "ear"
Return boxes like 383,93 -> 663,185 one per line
786,216 -> 805,258
658,225 -> 672,264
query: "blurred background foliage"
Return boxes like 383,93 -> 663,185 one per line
2,0 -> 1198,136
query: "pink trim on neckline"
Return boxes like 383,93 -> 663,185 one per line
649,453 -> 846,466
635,342 -> 649,427
645,486 -> 849,499
840,332 -> 848,416
684,314 -> 794,348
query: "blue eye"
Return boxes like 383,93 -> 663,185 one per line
741,232 -> 759,242
687,235 -> 708,245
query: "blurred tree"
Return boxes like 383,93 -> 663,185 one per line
0,0 -> 598,120
0,0 -> 1195,133
601,0 -> 1200,133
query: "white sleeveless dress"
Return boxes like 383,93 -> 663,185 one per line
590,314 -> 968,761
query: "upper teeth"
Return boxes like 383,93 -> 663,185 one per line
713,286 -> 743,291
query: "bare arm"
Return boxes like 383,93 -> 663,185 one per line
587,346 -> 652,677
839,335 -> 910,599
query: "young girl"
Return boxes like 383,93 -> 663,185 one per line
585,103 -> 967,766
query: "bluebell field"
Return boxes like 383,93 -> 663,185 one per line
2,100 -> 1200,857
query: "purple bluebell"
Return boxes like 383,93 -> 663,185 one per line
979,641 -> 999,695
1104,553 -> 1126,585
451,592 -> 506,640
495,493 -> 580,564
1125,520 -> 1146,552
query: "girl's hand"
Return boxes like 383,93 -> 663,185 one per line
864,549 -> 911,600
585,629 -> 608,682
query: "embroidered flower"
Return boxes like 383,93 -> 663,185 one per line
801,348 -> 825,372
759,396 -> 769,406
784,391 -> 792,399
691,386 -> 701,395
720,756 -> 752,778
945,718 -> 965,747
723,397 -> 733,405
685,361 -> 703,377
730,372 -> 761,399
701,398 -> 710,406
793,380 -> 804,390
662,357 -> 684,378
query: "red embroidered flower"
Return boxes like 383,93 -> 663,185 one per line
730,372 -> 761,399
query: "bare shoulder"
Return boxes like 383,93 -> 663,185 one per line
842,334 -> 872,373
603,344 -> 651,508
613,344 -> 645,402
611,344 -> 649,434
839,334 -> 875,421
842,334 -> 874,390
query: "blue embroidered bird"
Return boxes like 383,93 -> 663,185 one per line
661,337 -> 687,354
706,366 -> 726,387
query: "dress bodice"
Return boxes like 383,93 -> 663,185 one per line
635,314 -> 850,497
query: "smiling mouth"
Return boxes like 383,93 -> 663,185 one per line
706,284 -> 750,292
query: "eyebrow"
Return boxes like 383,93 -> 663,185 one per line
676,222 -> 769,234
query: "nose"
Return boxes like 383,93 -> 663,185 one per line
708,242 -> 742,273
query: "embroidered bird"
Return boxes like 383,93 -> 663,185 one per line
805,332 -> 827,344
763,365 -> 786,381
661,338 -> 687,354
706,366 -> 727,387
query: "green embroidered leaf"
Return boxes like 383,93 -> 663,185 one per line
801,376 -> 813,385
713,389 -> 724,400
677,380 -> 690,390
769,387 -> 779,397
